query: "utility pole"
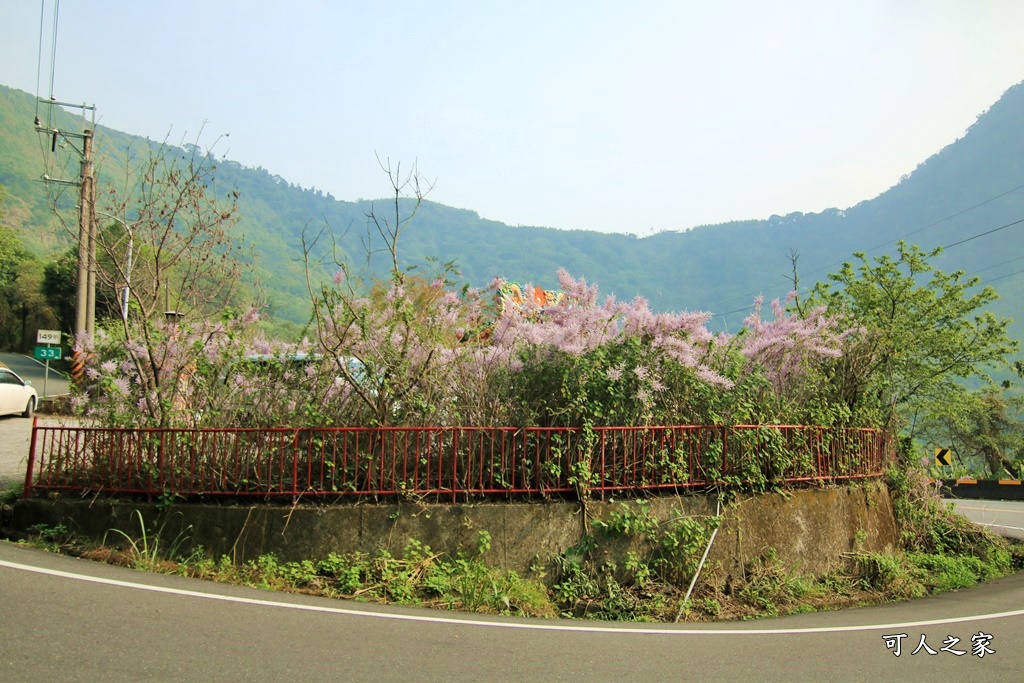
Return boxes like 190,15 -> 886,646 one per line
36,103 -> 96,386
75,128 -> 95,339
34,1 -> 97,382
36,101 -> 97,338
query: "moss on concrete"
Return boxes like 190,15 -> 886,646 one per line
7,483 -> 898,585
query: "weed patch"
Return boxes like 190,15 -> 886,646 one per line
14,525 -> 555,619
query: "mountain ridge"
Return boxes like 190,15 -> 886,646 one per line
2,81 -> 1024,334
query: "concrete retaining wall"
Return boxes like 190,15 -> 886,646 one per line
6,482 -> 898,580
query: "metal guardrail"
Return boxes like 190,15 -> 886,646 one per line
940,478 -> 1024,502
24,421 -> 894,501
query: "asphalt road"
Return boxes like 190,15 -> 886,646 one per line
948,499 -> 1024,541
0,542 -> 1020,682
0,351 -> 71,399
0,351 -> 71,488
1,383 -> 1019,680
0,414 -> 67,488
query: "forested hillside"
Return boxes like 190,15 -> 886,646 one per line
2,81 -> 1023,334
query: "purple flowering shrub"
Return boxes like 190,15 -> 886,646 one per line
78,266 -> 866,432
308,270 -> 500,427
77,309 -> 321,428
489,270 -> 857,429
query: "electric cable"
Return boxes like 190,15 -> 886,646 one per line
34,1 -> 44,124
48,0 -> 60,116
967,254 -> 1024,276
712,249 -> 1024,321
978,267 -> 1024,287
942,217 -> 1024,250
862,185 -> 1024,254
709,211 -> 1024,319
704,182 -> 1024,313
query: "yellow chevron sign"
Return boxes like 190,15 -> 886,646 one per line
934,448 -> 952,467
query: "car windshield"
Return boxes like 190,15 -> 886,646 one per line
1,370 -> 25,385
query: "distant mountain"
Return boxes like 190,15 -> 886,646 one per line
2,81 -> 1024,337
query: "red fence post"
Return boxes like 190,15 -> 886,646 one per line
23,416 -> 39,499
721,426 -> 728,483
452,428 -> 459,503
158,431 -> 166,491
292,429 -> 300,496
19,424 -> 897,499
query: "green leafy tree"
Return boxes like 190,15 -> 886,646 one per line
0,186 -> 60,351
0,187 -> 29,291
919,387 -> 1024,477
0,217 -> 32,349
805,242 -> 1018,434
41,248 -> 78,335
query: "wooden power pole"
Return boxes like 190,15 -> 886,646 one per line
75,128 -> 96,340
33,3 -> 98,382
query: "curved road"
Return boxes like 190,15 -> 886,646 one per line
949,499 -> 1024,541
0,351 -> 71,399
1,390 -> 1021,680
0,350 -> 72,488
0,542 -> 1020,682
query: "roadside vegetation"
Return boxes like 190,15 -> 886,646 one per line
9,472 -> 1021,622
4,152 -> 1024,623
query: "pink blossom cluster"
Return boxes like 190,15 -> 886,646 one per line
77,309 -> 323,427
489,269 -> 729,387
76,269 -> 855,430
740,293 -> 848,393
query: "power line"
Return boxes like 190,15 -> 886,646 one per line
865,183 -> 1024,253
969,254 -> 1024,276
709,214 -> 1024,319
978,267 -> 1024,287
943,217 -> 1024,250
48,0 -> 60,115
704,181 -> 1024,313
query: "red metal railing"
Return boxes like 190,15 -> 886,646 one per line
24,421 -> 893,501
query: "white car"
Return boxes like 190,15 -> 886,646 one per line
0,367 -> 38,418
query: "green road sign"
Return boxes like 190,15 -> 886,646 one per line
34,346 -> 62,361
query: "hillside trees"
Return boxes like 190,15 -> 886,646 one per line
0,185 -> 60,351
918,388 -> 1024,477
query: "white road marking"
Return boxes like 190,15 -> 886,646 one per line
2,558 -> 1023,635
956,504 -> 1024,516
974,522 -> 1024,532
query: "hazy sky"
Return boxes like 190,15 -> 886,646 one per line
2,1 -> 1023,234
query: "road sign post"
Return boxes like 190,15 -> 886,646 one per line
34,330 -> 63,399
